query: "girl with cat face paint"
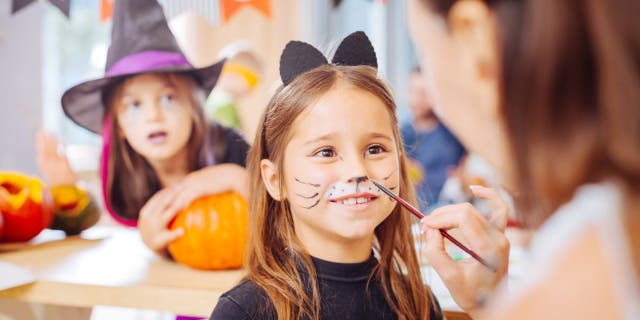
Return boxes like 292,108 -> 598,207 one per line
210,31 -> 509,320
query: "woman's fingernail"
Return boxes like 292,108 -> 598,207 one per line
469,185 -> 483,191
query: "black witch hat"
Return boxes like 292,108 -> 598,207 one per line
61,0 -> 225,134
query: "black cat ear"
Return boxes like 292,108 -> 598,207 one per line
280,41 -> 329,86
331,31 -> 377,70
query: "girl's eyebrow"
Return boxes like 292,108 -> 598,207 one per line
303,133 -> 336,146
368,132 -> 393,142
303,132 -> 393,146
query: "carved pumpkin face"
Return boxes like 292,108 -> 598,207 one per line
0,172 -> 53,242
168,192 -> 248,270
50,186 -> 100,235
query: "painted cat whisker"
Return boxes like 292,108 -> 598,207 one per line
383,167 -> 398,181
296,192 -> 319,199
295,177 -> 320,188
301,199 -> 320,209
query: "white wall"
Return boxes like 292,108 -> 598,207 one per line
0,1 -> 44,176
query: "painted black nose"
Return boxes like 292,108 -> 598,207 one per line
348,176 -> 368,183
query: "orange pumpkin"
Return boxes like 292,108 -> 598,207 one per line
168,192 -> 248,270
0,172 -> 54,242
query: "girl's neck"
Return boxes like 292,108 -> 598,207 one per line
148,148 -> 190,187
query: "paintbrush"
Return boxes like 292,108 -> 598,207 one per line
371,180 -> 497,273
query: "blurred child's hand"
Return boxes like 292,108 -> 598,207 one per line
165,163 -> 249,214
420,185 -> 510,317
138,164 -> 247,255
138,186 -> 184,255
35,129 -> 78,187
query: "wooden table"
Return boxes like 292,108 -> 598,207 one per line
0,226 -> 243,317
0,226 -> 471,319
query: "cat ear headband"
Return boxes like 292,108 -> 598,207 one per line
279,31 -> 378,86
261,31 -> 378,159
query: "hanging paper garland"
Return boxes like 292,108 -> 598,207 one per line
11,0 -> 70,17
220,0 -> 271,22
333,0 -> 389,8
100,0 -> 113,22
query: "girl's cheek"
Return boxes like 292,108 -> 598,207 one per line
287,165 -> 337,198
368,155 -> 400,184
160,101 -> 181,113
309,168 -> 336,193
166,105 -> 192,127
118,108 -> 143,125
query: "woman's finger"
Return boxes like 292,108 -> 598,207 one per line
469,185 -> 509,231
423,227 -> 460,282
422,203 -> 490,248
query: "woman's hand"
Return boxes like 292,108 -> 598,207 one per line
163,163 -> 249,215
35,129 -> 78,187
138,186 -> 184,255
421,185 -> 510,318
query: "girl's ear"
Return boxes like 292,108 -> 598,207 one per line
260,159 -> 282,201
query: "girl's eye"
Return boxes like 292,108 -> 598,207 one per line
126,101 -> 141,111
366,145 -> 387,155
314,148 -> 336,158
160,93 -> 175,106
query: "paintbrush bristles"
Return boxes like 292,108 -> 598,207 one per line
371,180 -> 395,198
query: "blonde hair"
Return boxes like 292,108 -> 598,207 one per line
245,65 -> 436,320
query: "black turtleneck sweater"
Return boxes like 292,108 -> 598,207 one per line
209,255 -> 443,320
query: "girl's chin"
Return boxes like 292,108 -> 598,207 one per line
140,148 -> 181,162
331,218 -> 385,238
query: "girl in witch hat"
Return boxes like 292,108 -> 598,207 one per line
39,0 -> 249,256
210,31 -> 509,320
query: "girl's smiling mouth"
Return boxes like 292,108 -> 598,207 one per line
329,192 -> 379,206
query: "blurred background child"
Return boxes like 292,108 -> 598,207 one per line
401,67 -> 465,211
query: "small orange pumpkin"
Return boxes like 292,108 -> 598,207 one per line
168,192 -> 248,270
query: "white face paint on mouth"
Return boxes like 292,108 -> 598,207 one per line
326,178 -> 383,206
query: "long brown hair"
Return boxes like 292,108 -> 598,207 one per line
422,0 -> 640,227
245,64 -> 436,320
103,72 -> 214,220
